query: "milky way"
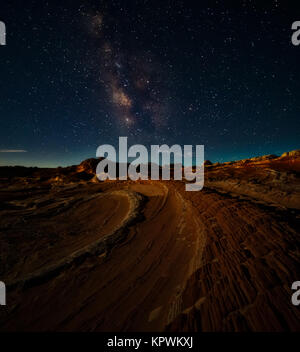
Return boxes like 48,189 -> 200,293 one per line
83,9 -> 171,133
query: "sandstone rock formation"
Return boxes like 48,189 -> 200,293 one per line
0,150 -> 299,331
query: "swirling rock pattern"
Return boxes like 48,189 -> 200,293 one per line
0,152 -> 299,331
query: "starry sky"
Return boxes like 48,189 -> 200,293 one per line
0,0 -> 299,167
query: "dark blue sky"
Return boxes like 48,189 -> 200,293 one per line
0,0 -> 299,167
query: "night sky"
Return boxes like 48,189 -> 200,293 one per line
0,0 -> 299,167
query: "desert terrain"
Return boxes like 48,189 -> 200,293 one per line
0,150 -> 299,331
